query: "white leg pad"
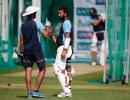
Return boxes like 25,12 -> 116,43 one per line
53,45 -> 72,94
57,72 -> 70,93
99,40 -> 108,66
53,64 -> 70,93
53,63 -> 61,75
91,33 -> 98,52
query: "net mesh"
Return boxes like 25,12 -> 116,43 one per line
107,0 -> 130,81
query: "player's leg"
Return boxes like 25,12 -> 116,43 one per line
53,46 -> 71,96
34,68 -> 46,92
23,55 -> 34,98
53,63 -> 71,97
25,67 -> 32,94
96,32 -> 107,66
66,58 -> 72,89
100,40 -> 108,66
32,53 -> 46,98
90,33 -> 98,66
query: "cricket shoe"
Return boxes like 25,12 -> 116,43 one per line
57,92 -> 72,98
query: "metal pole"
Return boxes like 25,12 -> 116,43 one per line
18,0 -> 24,50
122,0 -> 129,84
128,0 -> 130,82
102,0 -> 108,83
125,0 -> 129,84
1,0 -> 9,62
0,0 -> 2,36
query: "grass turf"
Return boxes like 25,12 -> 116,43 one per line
0,64 -> 130,100
0,87 -> 130,100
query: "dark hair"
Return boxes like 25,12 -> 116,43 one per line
89,8 -> 97,15
59,6 -> 68,14
27,12 -> 36,18
89,8 -> 98,18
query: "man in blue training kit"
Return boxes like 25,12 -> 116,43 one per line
19,6 -> 50,98
50,6 -> 73,98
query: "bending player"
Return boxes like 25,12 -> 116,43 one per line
47,7 -> 73,97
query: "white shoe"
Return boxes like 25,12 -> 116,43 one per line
66,93 -> 72,97
92,62 -> 96,66
57,92 -> 72,98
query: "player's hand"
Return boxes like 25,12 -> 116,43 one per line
45,18 -> 51,27
100,13 -> 106,21
48,28 -> 54,37
45,26 -> 54,38
20,45 -> 24,54
61,49 -> 68,59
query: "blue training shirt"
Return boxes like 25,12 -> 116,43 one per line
62,20 -> 72,43
20,20 -> 45,42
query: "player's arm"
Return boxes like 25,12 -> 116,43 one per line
45,18 -> 57,44
87,16 -> 101,26
63,32 -> 71,50
61,31 -> 71,59
91,19 -> 101,26
91,14 -> 106,26
46,26 -> 57,44
19,29 -> 24,54
63,21 -> 71,50
41,28 -> 49,38
19,36 -> 24,53
63,31 -> 71,50
52,35 -> 57,44
61,20 -> 71,59
36,21 -> 50,39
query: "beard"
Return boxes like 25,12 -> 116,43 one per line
59,16 -> 65,21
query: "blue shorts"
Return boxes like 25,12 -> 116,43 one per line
23,54 -> 45,69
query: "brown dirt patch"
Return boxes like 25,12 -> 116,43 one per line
1,63 -> 104,77
0,83 -> 130,90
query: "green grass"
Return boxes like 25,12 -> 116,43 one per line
0,64 -> 130,100
0,65 -> 24,75
0,88 -> 130,100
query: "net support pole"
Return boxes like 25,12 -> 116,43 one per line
1,0 -> 9,62
103,0 -> 108,83
125,0 -> 129,83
